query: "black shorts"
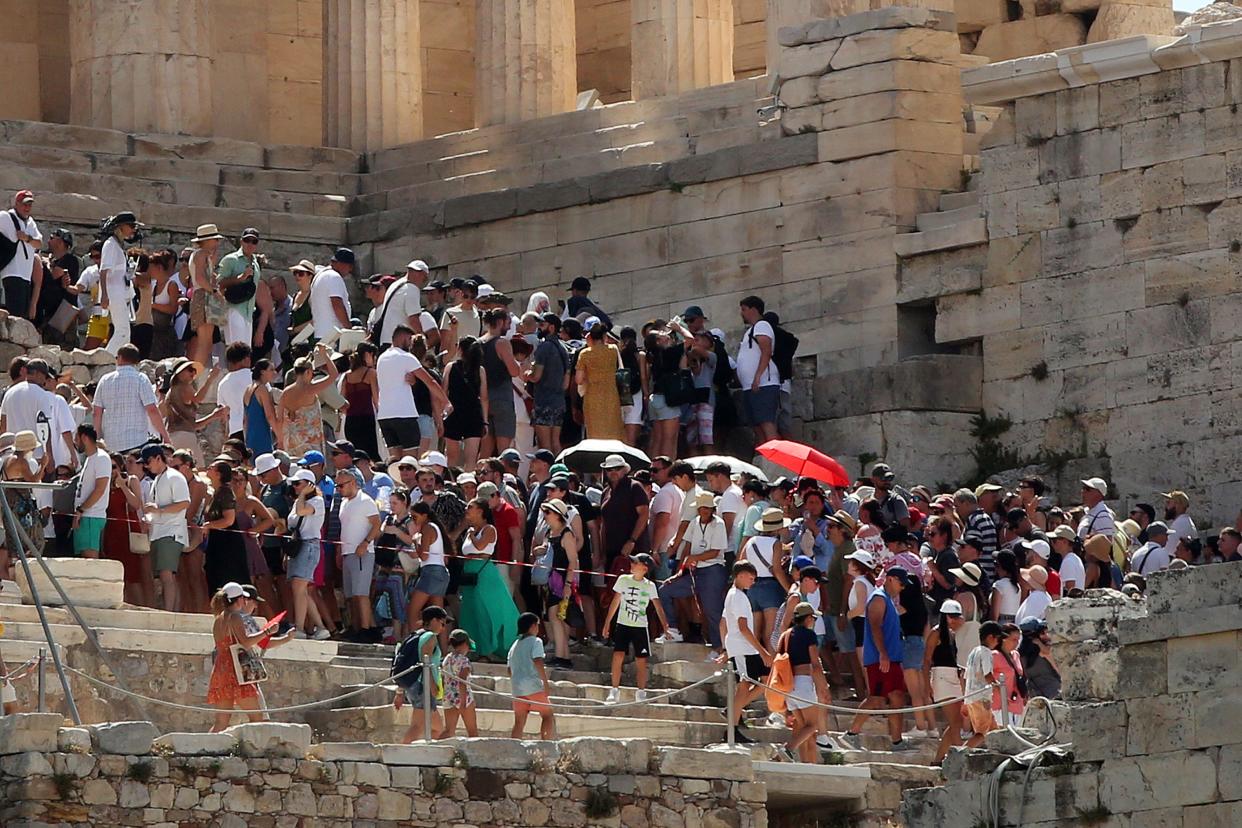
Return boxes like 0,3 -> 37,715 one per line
733,653 -> 771,683
379,417 -> 421,449
612,624 -> 651,658
263,544 -> 285,577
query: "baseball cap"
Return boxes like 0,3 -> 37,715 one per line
975,482 -> 1003,498
791,555 -> 816,571
334,467 -> 364,485
1028,539 -> 1051,560
499,448 -> 521,464
240,227 -> 260,241
939,599 -> 963,616
476,481 -> 500,499
426,279 -> 446,291
548,463 -> 570,477
329,440 -> 356,456
630,552 -> 655,569
583,316 -> 601,332
251,453 -> 280,476
886,566 -> 911,584
792,601 -> 821,620
844,549 -> 877,569
352,450 -> 372,463
421,450 -> 448,468
407,259 -> 430,273
220,582 -> 246,600
477,283 -> 495,298
1146,521 -> 1169,537
683,305 -> 707,320
299,450 -> 326,466
527,449 -> 556,464
1050,524 -> 1078,541
871,463 -> 894,481
1160,490 -> 1190,509
1081,477 -> 1109,496
14,190 -> 34,205
240,584 -> 266,601
331,247 -> 356,265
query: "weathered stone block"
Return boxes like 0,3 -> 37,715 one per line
90,721 -> 158,755
1126,693 -> 1196,754
974,15 -> 1087,63
936,284 -> 1019,342
1099,750 -> 1218,812
1168,631 -> 1242,693
15,556 -> 125,609
558,737 -> 653,774
1088,1 -> 1175,42
896,244 -> 985,303
58,727 -> 92,753
1122,111 -> 1206,169
657,746 -> 753,780
223,723 -> 312,758
152,732 -> 238,757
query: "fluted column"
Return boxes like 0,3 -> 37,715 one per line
474,0 -> 577,127
324,0 -> 424,152
631,0 -> 734,100
69,0 -> 214,135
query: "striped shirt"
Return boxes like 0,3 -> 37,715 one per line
966,508 -> 999,577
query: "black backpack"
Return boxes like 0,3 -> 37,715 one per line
748,318 -> 800,384
711,332 -> 736,389
391,630 -> 434,689
0,211 -> 22,272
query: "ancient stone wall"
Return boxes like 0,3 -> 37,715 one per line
0,716 -> 766,827
902,563 -> 1242,826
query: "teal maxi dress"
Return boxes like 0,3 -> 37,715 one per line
457,531 -> 520,659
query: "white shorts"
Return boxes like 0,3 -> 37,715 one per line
931,666 -> 962,703
787,674 -> 818,712
1,679 -> 16,705
622,403 -> 642,426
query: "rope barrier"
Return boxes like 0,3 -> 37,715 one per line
448,669 -> 726,713
739,673 -> 994,715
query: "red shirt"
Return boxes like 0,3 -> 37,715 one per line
1045,569 -> 1062,598
493,500 -> 521,564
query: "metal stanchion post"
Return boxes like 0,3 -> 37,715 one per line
998,674 -> 1008,728
726,660 -> 736,749
37,649 -> 45,713
422,654 -> 433,743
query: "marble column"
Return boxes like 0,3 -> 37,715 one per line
474,0 -> 577,127
631,0 -> 734,100
69,0 -> 214,135
323,0 -> 424,152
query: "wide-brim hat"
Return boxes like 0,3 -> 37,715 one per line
1084,533 -> 1113,562
387,454 -> 421,480
190,223 -> 225,243
169,357 -> 202,382
693,491 -> 718,510
949,561 -> 983,586
825,511 -> 859,536
290,259 -> 317,275
13,430 -> 37,453
754,507 -> 791,533
1021,565 -> 1049,587
541,498 -> 569,519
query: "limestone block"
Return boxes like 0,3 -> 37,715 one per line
779,6 -> 956,47
223,723 -> 312,758
936,285 -> 1020,342
1099,750 -> 1218,812
817,119 -> 963,162
1088,2 -> 1175,42
657,746 -> 753,780
957,0 -> 1008,33
1121,111 -> 1205,169
58,727 -> 92,753
0,713 -> 63,755
973,16 -> 1088,63
442,737 -> 558,770
1147,554 -> 1242,613
16,557 -> 124,609
558,737 -> 653,774
896,244 -> 985,303
82,778 -> 118,805
90,721 -> 158,755
817,60 -> 961,102
313,742 -> 382,762
831,27 -> 961,70
152,732 -> 239,756
7,317 -> 38,347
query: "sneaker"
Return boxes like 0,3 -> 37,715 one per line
766,712 -> 786,728
891,740 -> 917,752
705,650 -> 721,663
606,687 -> 621,704
655,628 -> 684,644
731,728 -> 755,744
312,628 -> 331,641
816,734 -> 841,750
636,689 -> 650,703
839,732 -> 861,749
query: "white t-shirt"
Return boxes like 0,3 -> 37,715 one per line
1015,591 -> 1052,625
76,264 -> 100,299
685,515 -> 728,568
48,393 -> 75,468
377,280 -> 425,344
963,644 -> 994,698
1058,551 -> 1086,591
650,481 -> 684,551
441,304 -> 481,338
339,491 -> 380,556
724,586 -> 759,656
1163,514 -> 1196,557
296,495 -> 326,538
99,237 -> 130,305
76,449 -> 111,519
1131,541 -> 1171,575
149,468 -> 191,544
0,211 -> 42,281
0,382 -> 54,456
717,483 -> 745,549
736,320 -> 779,388
375,347 -> 422,420
216,369 -> 251,435
309,268 -> 351,340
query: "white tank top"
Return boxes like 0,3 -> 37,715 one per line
803,585 -> 826,636
422,522 -> 445,567
992,578 -> 1021,617
463,526 -> 496,558
746,535 -> 779,578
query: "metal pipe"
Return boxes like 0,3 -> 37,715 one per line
999,673 -> 1009,728
422,654 -> 433,743
1,494 -> 80,724
726,657 -> 736,749
37,648 -> 45,713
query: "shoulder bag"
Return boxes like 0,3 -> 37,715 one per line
229,625 -> 269,686
283,512 -> 306,559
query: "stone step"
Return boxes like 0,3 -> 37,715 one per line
938,190 -> 980,211
915,203 -> 983,232
894,216 -> 988,257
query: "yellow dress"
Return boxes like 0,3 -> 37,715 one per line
579,343 -> 625,440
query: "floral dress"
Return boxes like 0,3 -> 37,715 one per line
283,399 -> 323,461
442,650 -> 474,709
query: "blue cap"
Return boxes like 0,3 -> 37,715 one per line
299,450 -> 326,466
331,247 -> 355,265
792,555 -> 816,571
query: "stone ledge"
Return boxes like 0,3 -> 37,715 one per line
777,7 -> 958,48
962,19 -> 1242,104
810,355 -> 984,419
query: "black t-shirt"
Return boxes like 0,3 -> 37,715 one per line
565,490 -> 599,560
600,477 -> 651,560
928,547 -> 960,605
788,625 -> 819,667
650,343 -> 685,380
37,253 -> 80,323
898,586 -> 928,638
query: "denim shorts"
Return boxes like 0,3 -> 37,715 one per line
902,634 -> 927,669
287,538 -> 322,582
648,393 -> 680,422
748,577 -> 786,612
414,563 -> 450,597
743,386 -> 780,426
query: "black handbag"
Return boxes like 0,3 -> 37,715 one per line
223,278 -> 256,304
615,368 -> 634,406
661,369 -> 696,406
283,514 -> 305,559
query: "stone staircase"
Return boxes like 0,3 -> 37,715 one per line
0,594 -> 945,771
893,170 -> 987,257
0,120 -> 358,246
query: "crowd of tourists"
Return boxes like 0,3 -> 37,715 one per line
0,193 -> 1235,757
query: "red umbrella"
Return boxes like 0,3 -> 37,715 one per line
756,439 -> 851,488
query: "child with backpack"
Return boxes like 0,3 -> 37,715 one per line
508,611 -> 555,739
392,606 -> 447,743
441,628 -> 480,737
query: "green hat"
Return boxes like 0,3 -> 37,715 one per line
548,463 -> 570,477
